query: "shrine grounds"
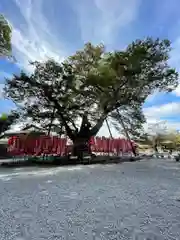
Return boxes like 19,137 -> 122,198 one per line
0,158 -> 180,239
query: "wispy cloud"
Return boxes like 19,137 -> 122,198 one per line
144,102 -> 180,119
1,0 -> 142,72
143,119 -> 180,134
8,0 -> 66,71
145,91 -> 161,104
0,84 -> 3,99
73,0 -> 141,46
142,102 -> 180,132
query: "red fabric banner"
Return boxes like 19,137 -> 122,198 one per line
8,135 -> 135,156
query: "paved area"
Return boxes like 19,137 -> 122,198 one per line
0,159 -> 180,239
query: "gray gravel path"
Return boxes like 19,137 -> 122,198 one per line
0,159 -> 180,239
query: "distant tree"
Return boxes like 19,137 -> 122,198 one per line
0,14 -> 12,58
139,122 -> 180,152
159,131 -> 180,150
4,38 -> 178,157
0,112 -> 19,137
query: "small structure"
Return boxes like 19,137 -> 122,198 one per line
0,125 -> 46,158
0,124 -> 45,139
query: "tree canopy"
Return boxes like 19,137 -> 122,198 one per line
0,14 -> 12,57
137,121 -> 180,152
156,131 -> 180,150
4,38 -> 178,146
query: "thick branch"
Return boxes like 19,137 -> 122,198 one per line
90,114 -> 107,136
46,94 -> 75,139
26,76 -> 76,140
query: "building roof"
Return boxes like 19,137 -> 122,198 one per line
0,124 -> 46,139
22,124 -> 43,131
0,138 -> 9,144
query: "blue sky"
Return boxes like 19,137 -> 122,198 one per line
1,0 -> 180,136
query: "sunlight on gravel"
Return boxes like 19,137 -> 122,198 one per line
0,159 -> 180,239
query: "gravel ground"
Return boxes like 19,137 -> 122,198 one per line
0,159 -> 180,239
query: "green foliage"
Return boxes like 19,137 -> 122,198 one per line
0,112 -> 19,136
111,105 -> 146,139
4,38 -> 179,141
0,113 -> 8,120
137,124 -> 180,151
158,132 -> 180,150
0,14 -> 12,57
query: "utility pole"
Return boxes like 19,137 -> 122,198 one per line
111,85 -> 136,156
47,106 -> 56,135
105,118 -> 113,138
42,106 -> 56,161
116,109 -> 136,156
105,118 -> 113,157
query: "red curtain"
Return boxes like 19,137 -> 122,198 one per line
8,136 -> 135,156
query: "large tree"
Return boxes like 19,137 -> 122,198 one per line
0,14 -> 12,57
4,38 -> 178,157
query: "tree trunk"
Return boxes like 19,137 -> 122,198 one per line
153,138 -> 158,153
72,137 -> 91,160
67,113 -> 107,160
154,144 -> 158,153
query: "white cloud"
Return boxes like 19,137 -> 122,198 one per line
7,0 -> 66,71
173,84 -> 180,96
0,84 -> 4,99
144,102 -> 180,119
72,0 -> 141,45
2,0 -> 141,72
143,102 -> 180,132
145,90 -> 162,104
97,120 -> 123,138
143,118 -> 180,133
